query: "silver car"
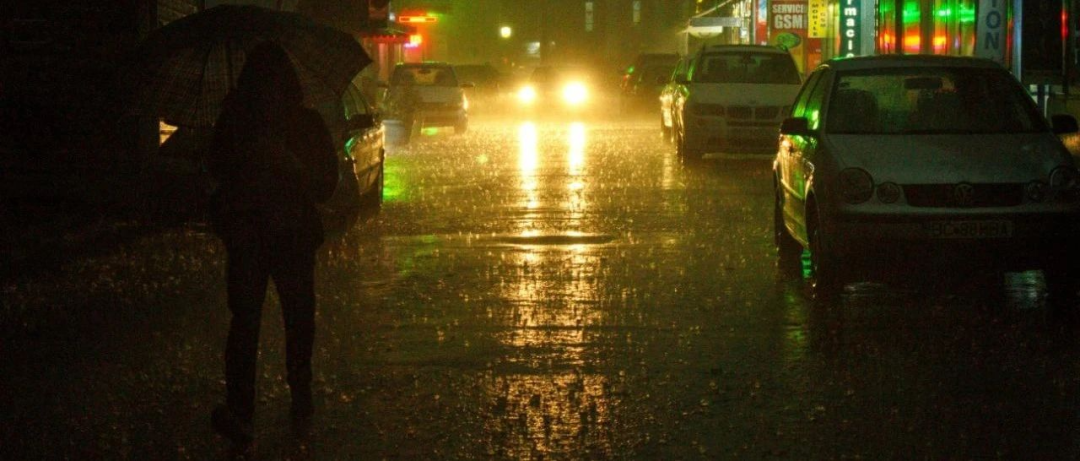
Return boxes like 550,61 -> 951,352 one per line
773,55 -> 1080,299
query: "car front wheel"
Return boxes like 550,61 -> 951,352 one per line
808,208 -> 843,297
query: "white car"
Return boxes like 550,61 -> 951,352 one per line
383,62 -> 471,134
672,45 -> 801,159
773,55 -> 1080,300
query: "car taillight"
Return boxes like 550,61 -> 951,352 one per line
839,168 -> 874,204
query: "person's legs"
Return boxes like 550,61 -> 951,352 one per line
271,240 -> 317,422
223,238 -> 271,424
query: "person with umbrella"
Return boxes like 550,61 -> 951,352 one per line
206,41 -> 337,450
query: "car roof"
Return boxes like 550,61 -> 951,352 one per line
699,45 -> 787,55
819,54 -> 1003,72
397,62 -> 451,68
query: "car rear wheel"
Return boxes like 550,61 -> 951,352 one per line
359,158 -> 384,212
775,190 -> 803,276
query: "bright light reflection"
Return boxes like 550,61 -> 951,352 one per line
568,122 -> 586,174
519,122 -> 538,173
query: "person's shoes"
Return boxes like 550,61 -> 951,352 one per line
211,405 -> 254,447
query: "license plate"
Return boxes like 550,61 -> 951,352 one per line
923,220 -> 1013,239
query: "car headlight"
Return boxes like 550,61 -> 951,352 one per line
876,182 -> 901,204
839,168 -> 874,204
691,103 -> 724,117
1050,166 -> 1079,191
562,82 -> 589,106
518,86 -> 537,105
1050,166 -> 1080,201
1026,181 -> 1049,202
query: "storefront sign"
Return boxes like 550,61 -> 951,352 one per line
808,0 -> 828,38
771,0 -> 807,30
975,0 -> 1006,64
770,0 -> 808,72
840,0 -> 862,57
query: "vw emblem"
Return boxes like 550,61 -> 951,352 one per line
953,183 -> 976,207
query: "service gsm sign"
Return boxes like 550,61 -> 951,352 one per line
771,0 -> 806,30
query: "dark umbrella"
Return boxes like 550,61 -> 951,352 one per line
128,5 -> 371,127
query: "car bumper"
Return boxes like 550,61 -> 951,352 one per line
828,211 -> 1080,265
417,109 -> 466,126
684,115 -> 780,154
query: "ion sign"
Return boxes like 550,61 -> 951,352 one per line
975,0 -> 1006,64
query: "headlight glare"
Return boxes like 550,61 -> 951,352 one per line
562,82 -> 588,106
518,86 -> 537,105
839,168 -> 874,204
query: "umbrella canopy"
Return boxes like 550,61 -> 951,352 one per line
128,5 -> 371,127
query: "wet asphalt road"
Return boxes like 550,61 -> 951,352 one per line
5,113 -> 1080,460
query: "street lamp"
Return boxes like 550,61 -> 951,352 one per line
500,26 -> 513,39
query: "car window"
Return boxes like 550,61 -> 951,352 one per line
791,70 -> 824,119
803,72 -> 829,130
671,58 -> 688,81
638,64 -> 675,84
695,52 -> 800,84
392,66 -> 459,87
342,85 -> 371,119
828,67 -> 1047,134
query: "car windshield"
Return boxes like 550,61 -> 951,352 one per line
695,52 -> 799,84
392,66 -> 459,87
827,67 -> 1048,135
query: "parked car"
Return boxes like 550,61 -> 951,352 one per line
314,82 -> 385,234
620,52 -> 680,112
382,62 -> 471,134
671,45 -> 801,159
773,55 -> 1080,299
659,56 -> 690,143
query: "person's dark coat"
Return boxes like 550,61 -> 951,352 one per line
207,45 -> 338,250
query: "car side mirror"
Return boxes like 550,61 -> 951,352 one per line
675,76 -> 690,85
779,117 -> 814,136
461,82 -> 476,89
1052,114 -> 1079,134
347,114 -> 376,131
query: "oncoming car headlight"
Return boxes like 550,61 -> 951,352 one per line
562,82 -> 589,106
838,168 -> 874,204
518,86 -> 537,105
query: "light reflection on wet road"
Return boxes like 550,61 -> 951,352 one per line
6,115 -> 1080,459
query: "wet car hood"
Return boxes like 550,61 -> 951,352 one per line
688,83 -> 801,106
826,133 -> 1069,183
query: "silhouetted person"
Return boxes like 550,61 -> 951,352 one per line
206,42 -> 338,451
